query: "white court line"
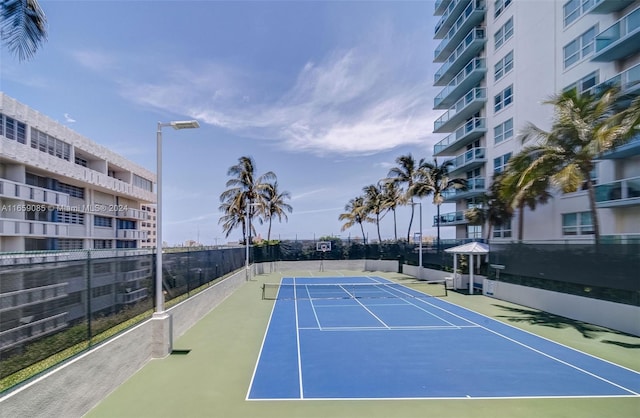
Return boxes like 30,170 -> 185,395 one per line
293,278 -> 305,399
245,278 -> 283,401
248,394 -> 638,402
298,325 -> 477,331
406,294 -> 640,396
307,290 -> 323,330
340,284 -> 390,329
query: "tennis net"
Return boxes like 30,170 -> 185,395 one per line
261,281 -> 447,300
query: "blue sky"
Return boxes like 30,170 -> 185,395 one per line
2,0 -> 454,245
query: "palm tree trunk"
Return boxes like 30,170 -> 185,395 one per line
376,213 -> 382,243
393,208 -> 398,241
267,218 -> 272,242
585,178 -> 600,245
407,202 -> 415,242
518,202 -> 524,242
359,222 -> 366,244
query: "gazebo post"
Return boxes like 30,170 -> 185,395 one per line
469,253 -> 474,295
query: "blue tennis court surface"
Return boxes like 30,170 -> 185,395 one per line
247,276 -> 640,400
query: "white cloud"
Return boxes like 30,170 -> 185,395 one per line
106,26 -> 440,157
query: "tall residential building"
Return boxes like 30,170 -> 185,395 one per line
432,0 -> 640,242
0,93 -> 156,251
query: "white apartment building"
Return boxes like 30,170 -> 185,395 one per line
0,93 -> 157,251
432,0 -> 640,242
140,204 -> 157,248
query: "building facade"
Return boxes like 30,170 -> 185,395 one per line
432,0 -> 640,242
0,93 -> 156,252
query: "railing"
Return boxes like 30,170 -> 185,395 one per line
0,219 -> 69,237
594,7 -> 640,53
442,177 -> 485,200
435,0 -> 486,60
434,58 -> 486,108
435,27 -> 486,85
444,147 -> 486,171
595,176 -> 640,205
433,210 -> 467,226
116,229 -> 148,240
434,88 -> 486,132
435,0 -> 463,36
0,283 -> 68,312
0,178 -> 70,207
586,62 -> 640,97
434,117 -> 486,155
0,313 -> 68,351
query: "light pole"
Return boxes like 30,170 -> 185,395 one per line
411,201 -> 423,279
155,120 -> 199,314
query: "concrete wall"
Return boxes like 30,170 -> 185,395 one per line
0,268 -> 247,418
484,280 -> 640,336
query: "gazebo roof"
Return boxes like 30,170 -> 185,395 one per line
444,241 -> 489,254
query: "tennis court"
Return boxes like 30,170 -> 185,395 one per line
247,276 -> 640,400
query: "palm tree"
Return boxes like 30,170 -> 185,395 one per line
362,183 -> 386,243
499,154 -> 552,242
219,156 -> 276,243
417,159 -> 467,251
519,88 -> 640,244
338,196 -> 371,243
260,180 -> 293,242
380,180 -> 404,242
464,173 -> 514,241
1,0 -> 48,61
387,154 -> 427,241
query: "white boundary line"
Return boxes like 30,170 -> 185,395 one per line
293,278 -> 305,399
247,394 -> 639,401
245,278 -> 282,401
339,284 -> 390,329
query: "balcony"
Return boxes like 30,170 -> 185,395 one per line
116,229 -> 148,240
435,0 -> 454,15
434,0 -> 486,62
435,27 -> 486,86
0,283 -> 68,312
434,58 -> 486,109
595,176 -> 640,207
117,288 -> 149,305
599,133 -> 640,159
587,62 -> 640,100
0,178 -> 70,207
592,7 -> 640,61
433,210 -> 468,227
435,0 -> 470,39
0,219 -> 69,237
445,147 -> 486,174
442,177 -> 486,202
116,208 -> 149,221
589,0 -> 635,14
433,88 -> 486,133
0,312 -> 67,351
434,117 -> 487,155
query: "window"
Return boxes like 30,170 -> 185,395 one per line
94,216 -> 112,227
494,118 -> 514,144
563,26 -> 596,68
56,211 -> 85,225
494,85 -> 513,112
564,71 -> 598,94
494,0 -> 512,18
57,182 -> 85,198
493,222 -> 512,238
562,212 -> 594,235
30,128 -> 71,161
494,50 -> 514,81
57,239 -> 84,250
117,219 -> 136,230
467,225 -> 483,239
1,114 -> 27,144
494,17 -> 513,49
563,0 -> 595,27
133,174 -> 153,192
494,152 -> 512,173
75,156 -> 88,167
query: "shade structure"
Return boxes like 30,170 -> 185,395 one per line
445,242 -> 489,294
